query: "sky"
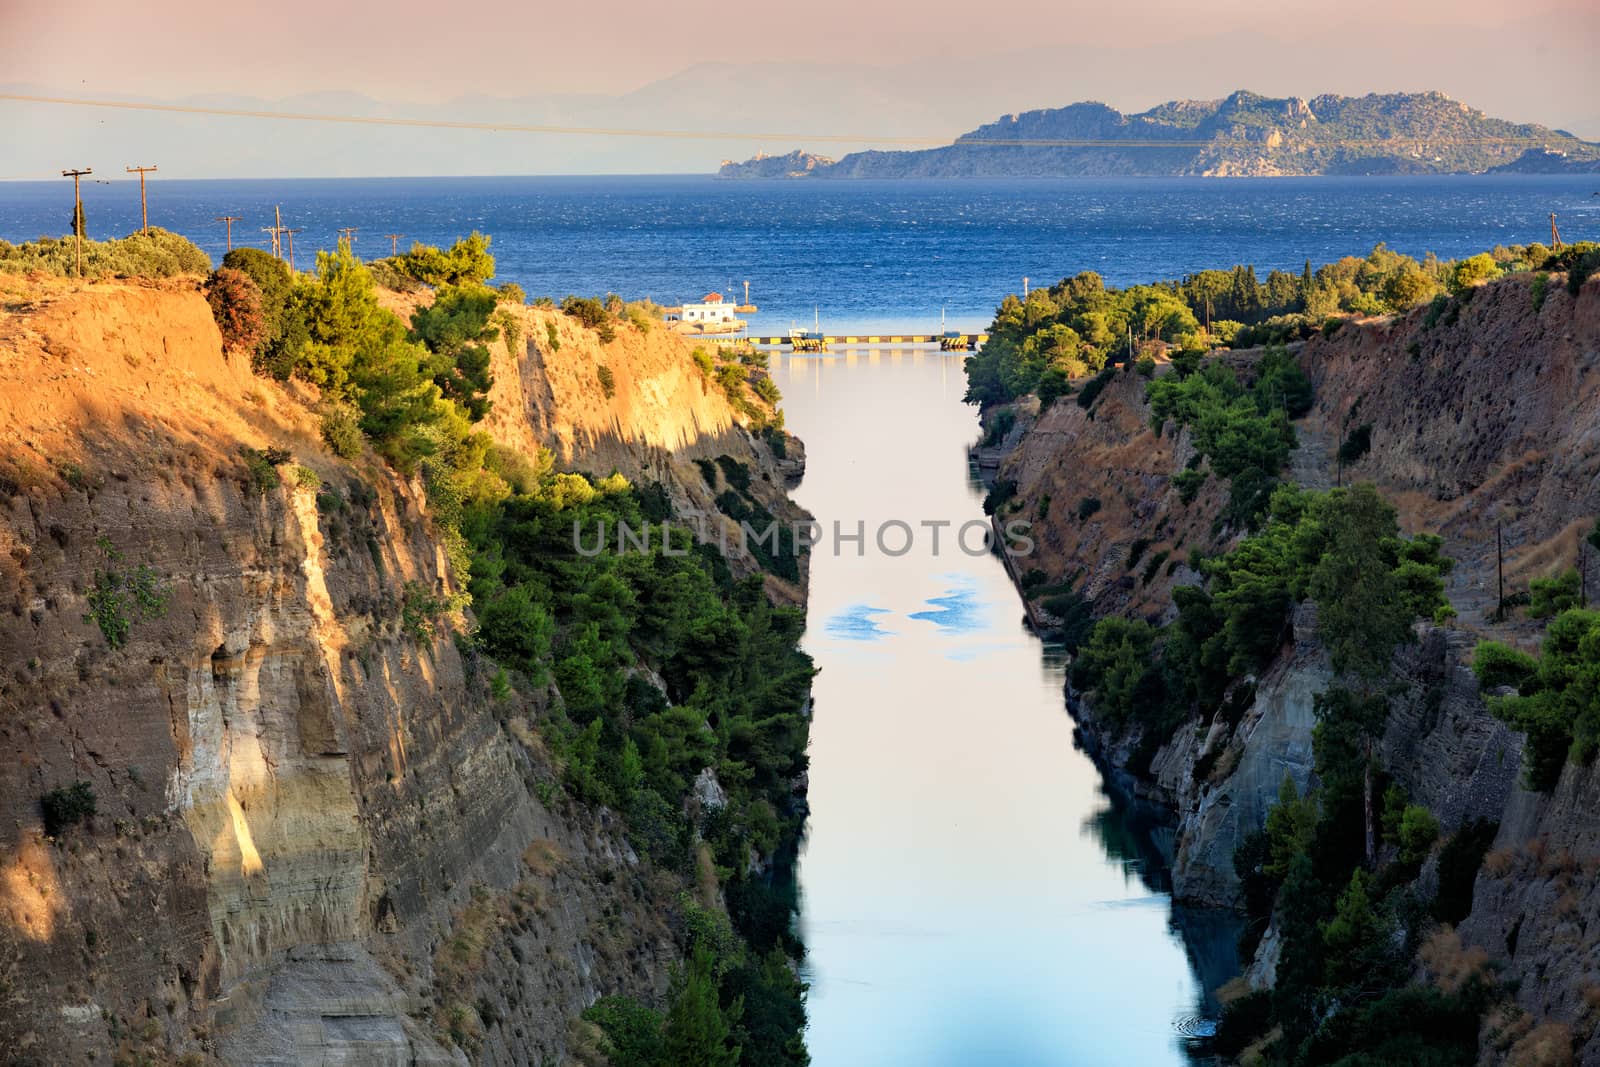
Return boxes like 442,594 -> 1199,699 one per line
1,0 -> 1597,176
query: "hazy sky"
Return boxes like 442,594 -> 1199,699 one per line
2,0 -> 1597,174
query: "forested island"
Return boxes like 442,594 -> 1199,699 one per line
718,90 -> 1600,178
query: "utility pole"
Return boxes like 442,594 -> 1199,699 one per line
62,168 -> 91,276
1496,521 -> 1505,622
384,233 -> 403,256
215,215 -> 243,252
1581,536 -> 1589,609
262,205 -> 291,261
337,227 -> 359,251
744,280 -> 750,307
125,165 -> 157,231
1551,212 -> 1563,251
1022,276 -> 1029,299
284,228 -> 303,272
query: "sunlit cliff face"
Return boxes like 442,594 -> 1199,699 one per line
1,836 -> 65,942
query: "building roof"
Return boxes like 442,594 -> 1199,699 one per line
702,292 -> 723,303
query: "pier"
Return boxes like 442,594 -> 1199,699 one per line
746,333 -> 988,350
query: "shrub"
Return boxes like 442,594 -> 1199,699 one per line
0,227 -> 210,279
1396,805 -> 1440,864
1076,496 -> 1102,521
1173,468 -> 1206,505
1125,537 -> 1152,571
1449,253 -> 1502,295
982,409 -> 1016,447
84,537 -> 172,648
597,364 -> 616,398
41,781 -> 97,837
1338,423 -> 1373,465
752,375 -> 781,405
320,404 -> 363,459
693,348 -> 714,378
561,296 -> 616,343
292,465 -> 321,489
1529,569 -> 1581,618
545,320 -> 561,352
1076,367 -> 1117,410
1531,273 -> 1550,311
496,281 -> 526,305
1480,609 -> 1600,790
393,232 -> 495,287
204,268 -> 266,356
241,447 -> 283,495
982,479 -> 1017,516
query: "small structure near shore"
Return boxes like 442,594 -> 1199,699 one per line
666,292 -> 747,335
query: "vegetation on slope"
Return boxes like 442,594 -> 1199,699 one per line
0,227 -> 211,279
189,230 -> 815,1064
965,241 -> 1597,409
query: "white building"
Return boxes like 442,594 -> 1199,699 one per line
679,292 -> 739,326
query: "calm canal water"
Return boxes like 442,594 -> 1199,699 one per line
776,348 -> 1223,1065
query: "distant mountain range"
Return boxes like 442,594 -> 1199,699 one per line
718,91 -> 1600,178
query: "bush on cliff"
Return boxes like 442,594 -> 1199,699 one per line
0,227 -> 211,279
1476,608 -> 1600,790
204,267 -> 266,357
1146,346 -> 1311,528
561,295 -> 617,343
387,231 -> 496,287
40,781 -> 97,837
221,247 -> 304,378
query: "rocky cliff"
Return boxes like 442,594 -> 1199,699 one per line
986,269 -> 1600,1058
0,273 -> 803,1065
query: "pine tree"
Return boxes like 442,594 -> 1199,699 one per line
662,947 -> 741,1067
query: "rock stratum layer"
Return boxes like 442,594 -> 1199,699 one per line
987,271 -> 1600,1060
0,274 -> 801,1065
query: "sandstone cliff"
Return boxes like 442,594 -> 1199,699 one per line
987,270 -> 1600,1058
0,273 -> 802,1065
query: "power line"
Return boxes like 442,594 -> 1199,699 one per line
0,93 -> 1584,150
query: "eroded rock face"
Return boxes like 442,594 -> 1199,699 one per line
988,273 -> 1600,1056
0,275 -> 797,1065
1169,611 -> 1330,907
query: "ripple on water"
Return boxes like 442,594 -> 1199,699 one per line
823,604 -> 892,641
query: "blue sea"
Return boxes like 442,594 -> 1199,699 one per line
1,174 -> 1595,333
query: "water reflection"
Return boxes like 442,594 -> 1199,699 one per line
777,346 -> 1227,1066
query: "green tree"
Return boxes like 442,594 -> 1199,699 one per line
1321,868 -> 1390,989
1480,608 -> 1600,789
1449,253 -> 1502,295
1396,804 -> 1440,864
1264,772 -> 1317,878
475,585 -> 554,682
396,232 -> 496,287
410,284 -> 499,420
223,247 -> 304,376
1529,569 -> 1581,618
1382,261 -> 1440,312
1308,484 -> 1415,679
662,947 -> 741,1067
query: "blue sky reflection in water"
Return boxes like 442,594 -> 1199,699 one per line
777,347 -> 1214,1065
